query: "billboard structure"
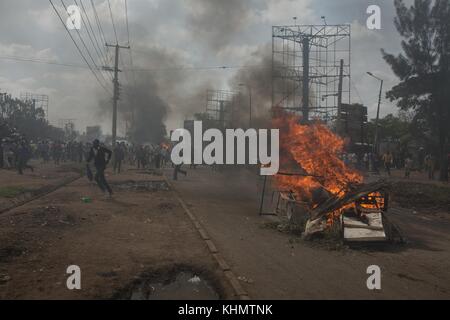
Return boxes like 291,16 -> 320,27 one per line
20,92 -> 49,121
272,24 -> 351,123
205,90 -> 238,128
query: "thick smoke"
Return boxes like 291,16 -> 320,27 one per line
228,44 -> 295,128
186,0 -> 251,50
96,44 -> 220,143
122,74 -> 168,144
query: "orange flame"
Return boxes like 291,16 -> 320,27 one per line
273,109 -> 362,206
160,142 -> 170,150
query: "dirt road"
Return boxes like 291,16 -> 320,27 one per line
0,166 -> 233,299
167,166 -> 450,299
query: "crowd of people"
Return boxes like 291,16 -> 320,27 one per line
0,136 -> 175,200
2,132 -> 447,202
0,138 -> 171,176
341,150 -> 444,181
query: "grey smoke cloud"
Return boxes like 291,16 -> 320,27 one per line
0,0 -> 405,138
185,0 -> 251,50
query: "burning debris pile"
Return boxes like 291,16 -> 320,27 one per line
273,109 -> 362,200
272,110 -> 392,243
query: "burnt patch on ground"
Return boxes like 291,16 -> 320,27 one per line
157,202 -> 176,213
0,245 -> 25,263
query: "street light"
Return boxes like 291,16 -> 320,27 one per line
367,72 -> 384,155
239,84 -> 252,128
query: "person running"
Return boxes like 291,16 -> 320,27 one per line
173,164 -> 187,180
86,139 -> 113,198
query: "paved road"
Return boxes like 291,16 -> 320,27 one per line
167,166 -> 450,299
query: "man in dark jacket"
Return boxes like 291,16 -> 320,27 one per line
17,141 -> 34,175
87,139 -> 113,198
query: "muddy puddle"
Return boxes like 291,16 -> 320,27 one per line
117,270 -> 220,300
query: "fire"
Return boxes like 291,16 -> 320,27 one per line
358,192 -> 386,210
273,109 -> 363,206
160,142 -> 170,150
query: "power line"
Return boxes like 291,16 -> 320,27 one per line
125,64 -> 262,72
74,0 -> 112,81
107,0 -> 119,44
48,0 -> 111,94
77,0 -> 112,80
0,53 -> 262,73
90,0 -> 112,64
60,0 -> 111,90
0,55 -> 89,69
122,0 -> 137,93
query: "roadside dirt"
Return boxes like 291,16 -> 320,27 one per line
0,161 -> 82,212
389,181 -> 450,212
0,167 -> 233,299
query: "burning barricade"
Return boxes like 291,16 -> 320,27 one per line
269,110 -> 397,243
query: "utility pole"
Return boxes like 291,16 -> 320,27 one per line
105,43 -> 130,149
337,59 -> 344,132
302,37 -> 310,123
239,84 -> 252,128
367,72 -> 384,155
249,86 -> 252,128
374,79 -> 384,154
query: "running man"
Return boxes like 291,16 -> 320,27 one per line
87,139 -> 113,198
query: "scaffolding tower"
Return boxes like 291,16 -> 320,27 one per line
20,92 -> 49,120
58,119 -> 76,141
205,90 -> 238,128
272,24 -> 351,123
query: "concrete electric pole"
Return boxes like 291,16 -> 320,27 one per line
105,43 -> 130,149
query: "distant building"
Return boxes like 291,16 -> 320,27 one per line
336,103 -> 368,145
86,126 -> 102,142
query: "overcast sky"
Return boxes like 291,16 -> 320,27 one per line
0,0 -> 406,135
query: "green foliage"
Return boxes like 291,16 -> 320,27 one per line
382,0 -> 450,181
366,114 -> 411,145
0,94 -> 64,141
0,186 -> 26,198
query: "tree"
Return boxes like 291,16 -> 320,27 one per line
382,0 -> 450,181
0,93 -> 64,142
366,114 -> 411,145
